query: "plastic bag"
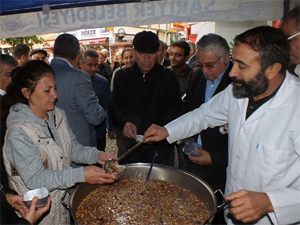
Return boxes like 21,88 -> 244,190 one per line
183,138 -> 201,157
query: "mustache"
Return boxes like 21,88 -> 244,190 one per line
231,77 -> 245,84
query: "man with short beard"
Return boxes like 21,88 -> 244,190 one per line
167,41 -> 193,168
144,26 -> 300,225
168,41 -> 193,97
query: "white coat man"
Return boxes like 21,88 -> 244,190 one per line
144,26 -> 300,225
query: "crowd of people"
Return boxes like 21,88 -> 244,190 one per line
0,5 -> 299,225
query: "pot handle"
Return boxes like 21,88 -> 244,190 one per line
61,189 -> 72,211
214,189 -> 227,208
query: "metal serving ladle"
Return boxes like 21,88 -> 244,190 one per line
104,135 -> 145,172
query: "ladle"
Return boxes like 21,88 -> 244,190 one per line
104,138 -> 145,172
145,151 -> 158,186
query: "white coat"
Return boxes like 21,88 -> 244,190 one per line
165,73 -> 300,225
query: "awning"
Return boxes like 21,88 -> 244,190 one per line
79,38 -> 108,45
0,1 -> 285,39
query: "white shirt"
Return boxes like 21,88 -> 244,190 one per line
165,72 -> 300,225
295,64 -> 300,77
0,89 -> 6,96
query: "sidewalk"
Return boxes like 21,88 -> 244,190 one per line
105,136 -> 118,156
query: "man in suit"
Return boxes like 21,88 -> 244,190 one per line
157,40 -> 170,67
186,40 -> 197,69
80,49 -> 115,151
184,33 -> 232,224
280,6 -> 300,77
50,34 -> 106,150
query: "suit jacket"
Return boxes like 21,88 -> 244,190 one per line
184,62 -> 232,192
90,73 -> 114,140
187,54 -> 197,69
51,58 -> 105,147
162,58 -> 171,67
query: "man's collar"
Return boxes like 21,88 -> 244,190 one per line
54,57 -> 73,67
0,89 -> 6,96
170,63 -> 189,73
295,64 -> 300,77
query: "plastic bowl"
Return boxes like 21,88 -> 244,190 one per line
108,165 -> 126,181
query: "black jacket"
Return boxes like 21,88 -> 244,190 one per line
109,62 -> 182,165
184,62 -> 233,192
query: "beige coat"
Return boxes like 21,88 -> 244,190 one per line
3,108 -> 72,225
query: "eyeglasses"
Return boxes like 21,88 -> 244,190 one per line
196,56 -> 222,70
287,31 -> 300,40
169,52 -> 184,57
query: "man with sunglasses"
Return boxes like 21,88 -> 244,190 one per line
183,33 -> 232,224
280,6 -> 300,77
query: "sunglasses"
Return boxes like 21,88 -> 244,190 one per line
196,56 -> 222,70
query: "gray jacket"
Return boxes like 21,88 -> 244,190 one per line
3,104 -> 100,224
51,58 -> 105,147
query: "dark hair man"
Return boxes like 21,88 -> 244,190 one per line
80,49 -> 115,150
0,54 -> 18,189
30,49 -> 48,62
144,26 -> 299,225
280,5 -> 300,77
109,31 -> 182,165
14,43 -> 30,66
168,41 -> 192,97
167,40 -> 193,168
50,34 -> 106,154
157,40 -> 170,67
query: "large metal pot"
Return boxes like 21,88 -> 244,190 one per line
66,163 -> 218,224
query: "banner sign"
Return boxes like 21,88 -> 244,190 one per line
0,0 -> 283,39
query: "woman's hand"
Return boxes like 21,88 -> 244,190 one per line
23,196 -> 51,225
98,152 -> 116,165
84,166 -> 115,184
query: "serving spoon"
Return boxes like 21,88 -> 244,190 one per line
145,151 -> 158,186
104,138 -> 145,172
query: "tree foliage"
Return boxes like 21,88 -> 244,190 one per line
1,35 -> 47,50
